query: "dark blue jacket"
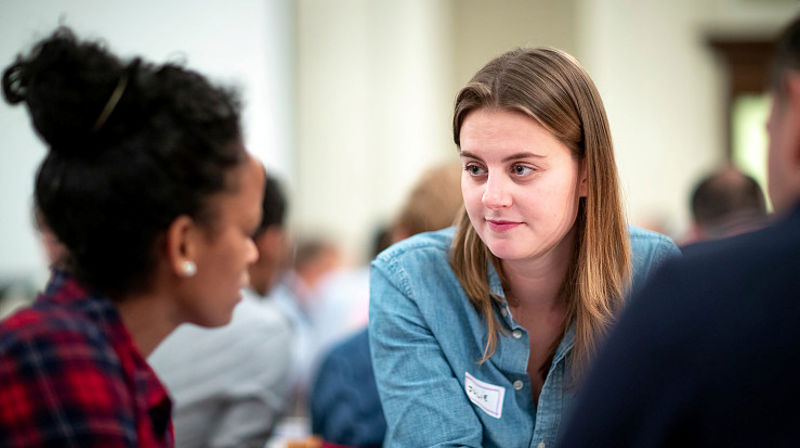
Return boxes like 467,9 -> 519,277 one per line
310,328 -> 385,448
559,204 -> 800,447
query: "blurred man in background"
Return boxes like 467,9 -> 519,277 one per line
683,165 -> 768,244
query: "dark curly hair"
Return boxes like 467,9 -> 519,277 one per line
2,27 -> 246,298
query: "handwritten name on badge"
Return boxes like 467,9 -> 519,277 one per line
464,372 -> 505,419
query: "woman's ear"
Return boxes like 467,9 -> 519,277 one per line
578,160 -> 588,198
165,215 -> 200,278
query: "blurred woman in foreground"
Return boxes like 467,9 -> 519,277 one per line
0,28 -> 264,446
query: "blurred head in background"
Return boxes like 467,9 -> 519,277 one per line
686,166 -> 768,243
248,172 -> 289,296
390,160 -> 463,243
292,238 -> 343,297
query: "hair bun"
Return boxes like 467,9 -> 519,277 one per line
1,62 -> 28,104
1,27 -> 125,157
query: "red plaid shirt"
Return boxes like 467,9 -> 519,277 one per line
0,271 -> 173,447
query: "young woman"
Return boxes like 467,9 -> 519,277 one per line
368,47 -> 680,448
0,28 -> 264,446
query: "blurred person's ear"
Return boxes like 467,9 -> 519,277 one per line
254,226 -> 286,263
788,73 -> 800,161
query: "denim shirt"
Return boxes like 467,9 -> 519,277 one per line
369,226 -> 680,448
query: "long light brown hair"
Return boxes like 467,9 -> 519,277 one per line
450,48 -> 631,376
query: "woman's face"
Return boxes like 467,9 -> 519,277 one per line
178,154 -> 264,327
460,107 -> 585,265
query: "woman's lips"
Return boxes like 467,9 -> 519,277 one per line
486,219 -> 521,232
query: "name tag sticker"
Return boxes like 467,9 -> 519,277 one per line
464,371 -> 505,419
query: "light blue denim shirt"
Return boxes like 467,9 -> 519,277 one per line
369,226 -> 680,448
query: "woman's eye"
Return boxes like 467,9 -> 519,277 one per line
512,164 -> 533,176
465,164 -> 486,176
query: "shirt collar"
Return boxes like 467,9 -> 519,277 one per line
487,259 -> 505,299
487,259 -> 576,360
43,269 -> 87,304
487,261 -> 519,331
553,322 -> 576,364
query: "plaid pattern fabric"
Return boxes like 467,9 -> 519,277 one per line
0,270 -> 173,447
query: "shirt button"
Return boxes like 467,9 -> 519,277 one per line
537,442 -> 545,448
512,329 -> 522,339
501,308 -> 508,317
513,380 -> 524,390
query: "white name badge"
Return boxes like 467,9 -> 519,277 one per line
464,371 -> 505,419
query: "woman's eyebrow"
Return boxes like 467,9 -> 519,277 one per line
459,150 -> 544,162
501,152 -> 545,162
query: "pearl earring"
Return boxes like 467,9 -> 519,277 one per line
182,261 -> 197,277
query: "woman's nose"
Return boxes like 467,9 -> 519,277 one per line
482,174 -> 512,209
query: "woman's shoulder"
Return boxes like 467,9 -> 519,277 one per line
0,300 -> 115,364
373,227 -> 455,270
627,225 -> 676,247
0,303 -> 129,419
627,225 -> 682,291
370,227 -> 466,308
0,302 -> 143,444
2,302 -> 85,337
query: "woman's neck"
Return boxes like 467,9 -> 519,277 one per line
501,227 -> 576,310
115,292 -> 178,358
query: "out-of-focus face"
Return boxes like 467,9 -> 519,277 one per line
249,225 -> 289,296
459,107 -> 586,265
766,84 -> 800,215
179,154 -> 264,327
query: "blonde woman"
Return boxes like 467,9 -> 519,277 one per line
368,47 -> 680,448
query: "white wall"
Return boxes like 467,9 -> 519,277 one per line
577,0 -> 799,238
294,0 -> 454,262
452,0 -> 578,86
0,0 -> 292,283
